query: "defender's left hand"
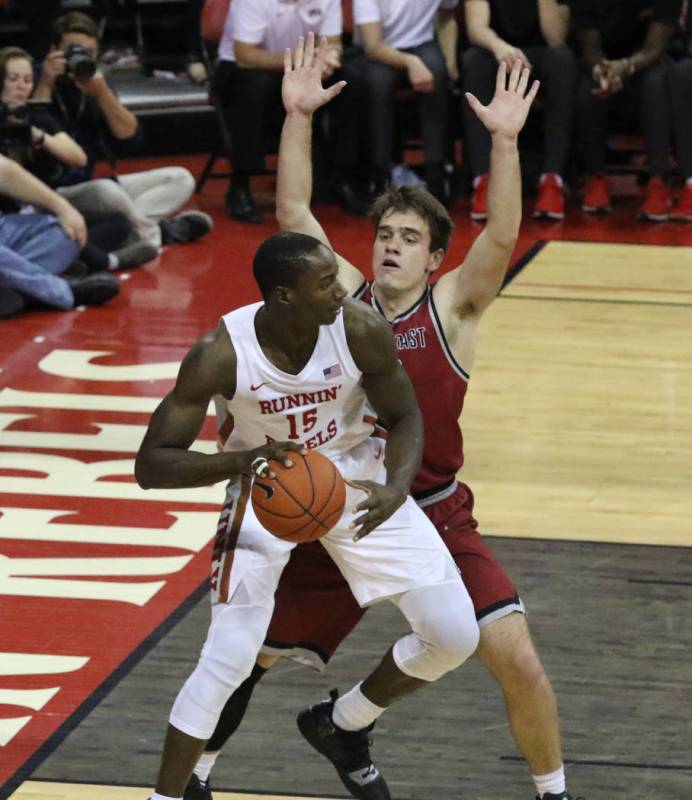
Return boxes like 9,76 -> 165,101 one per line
347,480 -> 407,541
465,59 -> 539,141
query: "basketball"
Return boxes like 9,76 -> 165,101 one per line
251,450 -> 346,543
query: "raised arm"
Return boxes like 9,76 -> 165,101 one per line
277,34 -> 365,295
344,299 -> 424,539
434,60 -> 538,322
135,324 -> 301,489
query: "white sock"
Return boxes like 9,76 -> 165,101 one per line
332,683 -> 385,732
149,793 -> 182,800
532,764 -> 566,797
108,253 -> 119,271
193,750 -> 219,783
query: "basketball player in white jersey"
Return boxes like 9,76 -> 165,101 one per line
136,231 -> 481,800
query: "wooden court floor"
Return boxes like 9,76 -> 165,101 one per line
3,175 -> 692,800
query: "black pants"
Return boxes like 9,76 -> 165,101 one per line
80,211 -> 131,271
364,39 -> 449,174
669,57 -> 692,179
214,55 -> 365,181
462,44 -> 577,179
576,56 -> 671,176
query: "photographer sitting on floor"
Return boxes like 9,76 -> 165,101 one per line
0,46 -> 157,273
33,11 -> 213,248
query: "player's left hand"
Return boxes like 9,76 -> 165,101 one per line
346,480 -> 407,541
465,59 -> 540,141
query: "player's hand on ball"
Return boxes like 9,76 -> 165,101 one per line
244,441 -> 306,477
346,480 -> 407,541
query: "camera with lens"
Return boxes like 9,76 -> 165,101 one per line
0,101 -> 31,160
64,43 -> 97,80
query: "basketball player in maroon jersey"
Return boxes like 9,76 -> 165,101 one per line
185,35 -> 579,800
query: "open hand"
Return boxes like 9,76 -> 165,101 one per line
282,32 -> 346,115
346,479 -> 407,541
465,59 -> 539,141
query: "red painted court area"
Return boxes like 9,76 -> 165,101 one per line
1,153 -> 692,795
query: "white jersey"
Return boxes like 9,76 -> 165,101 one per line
215,302 -> 377,473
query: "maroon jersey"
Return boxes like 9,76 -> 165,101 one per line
357,281 -> 469,498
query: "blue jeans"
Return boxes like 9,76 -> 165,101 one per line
0,213 -> 78,310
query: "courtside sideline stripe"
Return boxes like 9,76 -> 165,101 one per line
0,579 -> 211,800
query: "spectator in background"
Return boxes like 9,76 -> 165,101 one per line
33,11 -> 213,246
0,45 -> 157,271
355,0 -> 459,205
214,0 -> 367,223
572,0 -> 682,220
462,0 -> 576,220
186,0 -> 209,84
0,153 -> 118,316
668,1 -> 692,220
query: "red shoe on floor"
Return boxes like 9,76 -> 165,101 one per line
671,181 -> 692,221
470,173 -> 489,220
533,173 -> 565,219
638,177 -> 672,221
581,174 -> 611,213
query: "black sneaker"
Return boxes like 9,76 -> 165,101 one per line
537,793 -> 585,799
184,773 -> 213,800
160,211 -> 213,244
66,273 -> 120,306
297,689 -> 391,800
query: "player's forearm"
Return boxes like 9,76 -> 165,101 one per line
486,135 -> 521,247
135,448 -> 249,490
382,411 -> 424,494
276,111 -> 314,231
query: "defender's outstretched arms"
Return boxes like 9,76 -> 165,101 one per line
434,60 -> 539,367
277,33 -> 365,295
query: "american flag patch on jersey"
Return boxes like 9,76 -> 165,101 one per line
323,363 -> 342,379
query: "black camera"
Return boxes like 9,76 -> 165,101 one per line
64,43 -> 97,80
0,101 -> 31,159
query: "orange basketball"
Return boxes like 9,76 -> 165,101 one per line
251,450 -> 346,543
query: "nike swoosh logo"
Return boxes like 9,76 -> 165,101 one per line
250,382 -> 269,391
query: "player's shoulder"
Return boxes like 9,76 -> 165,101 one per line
179,321 -> 237,397
342,295 -> 388,333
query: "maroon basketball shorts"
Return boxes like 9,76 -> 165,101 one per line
262,481 -> 523,669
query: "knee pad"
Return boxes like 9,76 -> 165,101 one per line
169,603 -> 270,739
392,579 -> 480,682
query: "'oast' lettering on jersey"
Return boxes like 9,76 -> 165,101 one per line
394,326 -> 427,350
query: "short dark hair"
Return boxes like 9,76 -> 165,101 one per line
370,185 -> 454,253
0,47 -> 33,89
253,231 -> 326,300
53,11 -> 99,44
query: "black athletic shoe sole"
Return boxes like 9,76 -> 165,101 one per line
296,707 -> 391,800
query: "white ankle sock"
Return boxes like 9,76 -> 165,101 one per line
108,253 -> 119,271
149,793 -> 182,800
532,764 -> 566,797
193,750 -> 219,783
332,683 -> 385,731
